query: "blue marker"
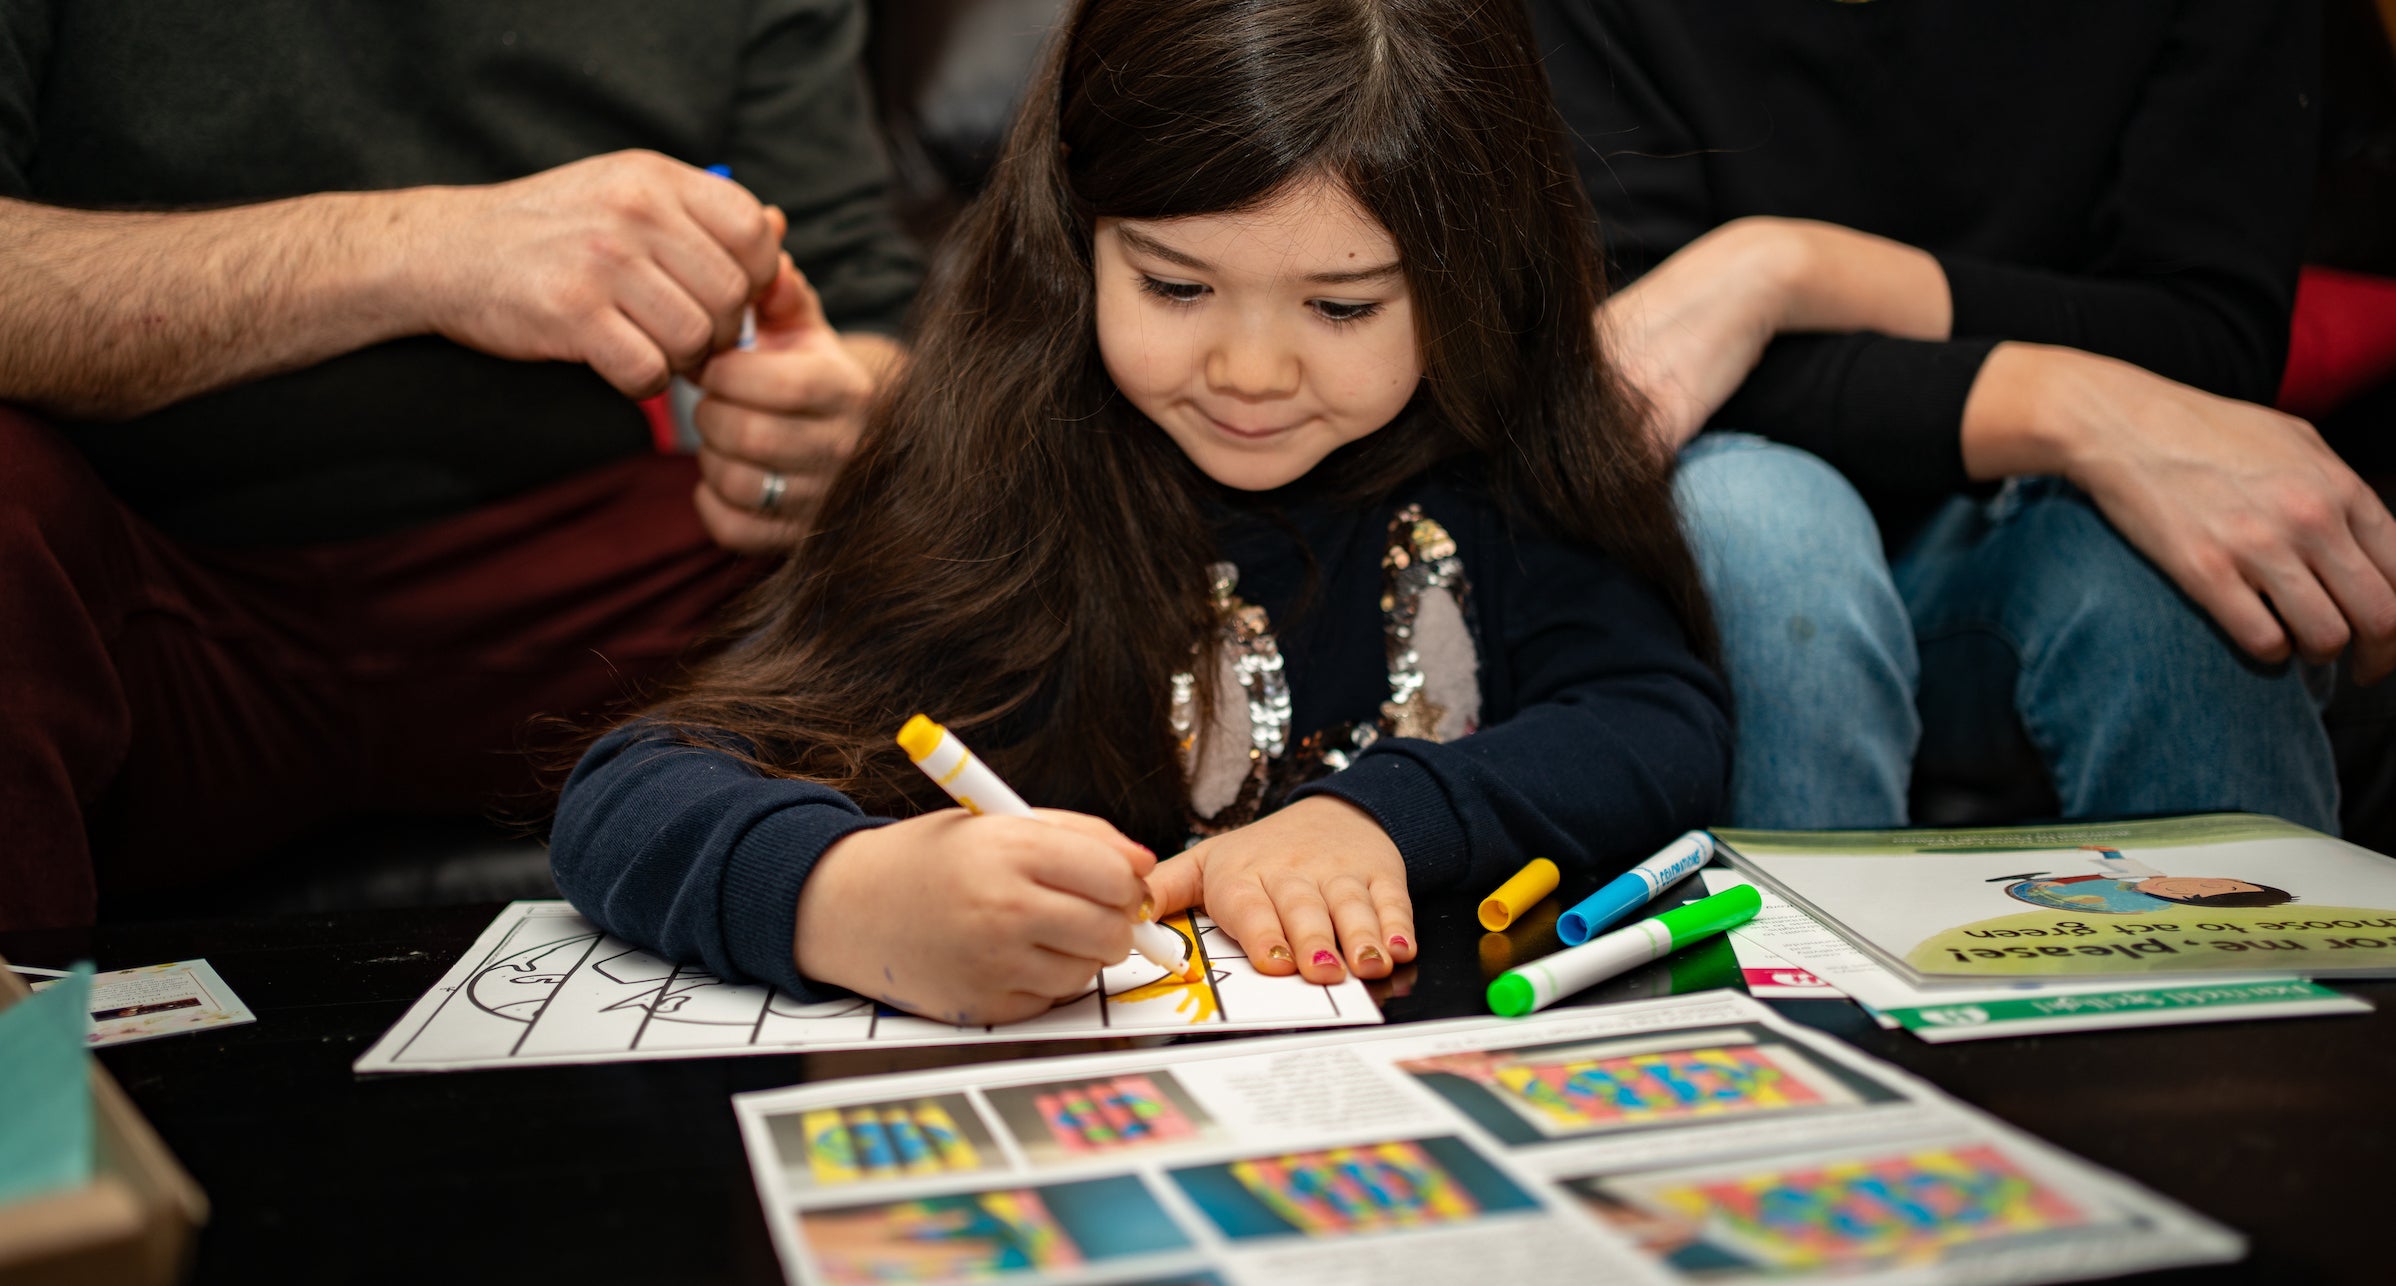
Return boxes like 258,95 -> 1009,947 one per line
1556,830 -> 1716,945
703,164 -> 759,349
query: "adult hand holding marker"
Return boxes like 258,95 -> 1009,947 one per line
897,716 -> 1201,984
687,165 -> 893,553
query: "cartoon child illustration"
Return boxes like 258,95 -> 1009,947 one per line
1990,846 -> 2294,914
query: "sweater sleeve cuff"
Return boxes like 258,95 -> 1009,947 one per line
1834,335 -> 1998,495
1938,252 -> 2053,345
1292,745 -> 1472,893
718,806 -> 891,1003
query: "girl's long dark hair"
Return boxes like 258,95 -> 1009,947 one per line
640,0 -> 1714,850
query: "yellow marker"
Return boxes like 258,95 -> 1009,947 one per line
898,714 -> 1200,982
1479,857 -> 1559,931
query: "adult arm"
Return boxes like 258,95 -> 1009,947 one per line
0,153 -> 785,422
1549,0 -> 2318,495
1294,527 -> 1733,897
1607,216 -> 2396,682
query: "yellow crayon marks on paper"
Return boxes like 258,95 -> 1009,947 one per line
1108,913 -> 1220,1024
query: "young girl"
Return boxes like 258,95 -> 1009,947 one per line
552,0 -> 1731,1026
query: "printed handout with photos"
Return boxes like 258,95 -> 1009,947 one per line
354,901 -> 1375,1074
1718,813 -> 2396,984
732,991 -> 2240,1286
1694,869 -> 2371,1042
31,958 -> 256,1047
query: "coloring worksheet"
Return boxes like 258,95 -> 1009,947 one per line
354,901 -> 1377,1074
732,992 -> 2241,1286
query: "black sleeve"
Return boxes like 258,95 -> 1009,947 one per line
550,723 -> 891,1002
0,0 -> 51,196
1935,1 -> 2318,406
732,0 -> 922,335
1295,523 -> 1732,895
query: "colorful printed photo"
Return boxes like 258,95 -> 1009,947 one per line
766,1093 -> 1002,1190
1400,1024 -> 1892,1145
1169,1136 -> 1538,1241
799,1175 -> 1190,1284
985,1070 -> 1220,1166
1566,1142 -> 2098,1279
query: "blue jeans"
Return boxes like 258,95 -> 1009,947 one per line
1675,432 -> 2339,832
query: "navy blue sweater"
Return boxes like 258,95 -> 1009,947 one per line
552,472 -> 1730,1000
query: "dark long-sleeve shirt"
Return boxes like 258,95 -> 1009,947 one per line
1530,0 -> 2320,496
0,0 -> 921,545
552,470 -> 1732,1000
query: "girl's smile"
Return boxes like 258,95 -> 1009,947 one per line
1093,179 -> 1421,491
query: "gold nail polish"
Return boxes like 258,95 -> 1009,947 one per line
1268,945 -> 1293,963
1140,896 -> 1155,919
1360,946 -> 1385,966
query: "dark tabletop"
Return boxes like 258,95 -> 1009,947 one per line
3,879 -> 2387,1286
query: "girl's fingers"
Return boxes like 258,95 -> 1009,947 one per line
1016,831 -> 1149,915
1020,944 -> 1107,999
1017,880 -> 1136,964
1370,876 -> 1417,963
1028,808 -> 1156,872
1144,852 -> 1206,918
1206,875 -> 1295,975
1322,875 -> 1389,978
1266,877 -> 1346,984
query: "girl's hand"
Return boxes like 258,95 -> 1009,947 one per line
795,808 -> 1155,1026
1145,796 -> 1415,984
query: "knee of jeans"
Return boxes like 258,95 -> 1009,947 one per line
1674,435 -> 1910,667
1677,438 -> 1889,600
2001,487 -> 2246,662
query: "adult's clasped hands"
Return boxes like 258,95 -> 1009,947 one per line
399,149 -> 883,552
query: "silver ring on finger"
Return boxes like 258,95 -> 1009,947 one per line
756,470 -> 788,515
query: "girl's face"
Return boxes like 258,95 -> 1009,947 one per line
1094,180 -> 1421,491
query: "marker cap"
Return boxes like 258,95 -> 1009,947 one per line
897,714 -> 943,763
1556,881 -> 1642,945
1478,858 -> 1560,932
1654,883 -> 1761,944
1486,972 -> 1537,1018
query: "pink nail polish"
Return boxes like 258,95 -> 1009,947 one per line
1389,935 -> 1410,951
1311,950 -> 1338,967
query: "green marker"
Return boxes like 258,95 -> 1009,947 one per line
1487,884 -> 1761,1017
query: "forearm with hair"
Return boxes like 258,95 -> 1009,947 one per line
0,193 -> 422,420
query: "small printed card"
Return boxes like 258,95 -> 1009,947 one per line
33,959 -> 256,1048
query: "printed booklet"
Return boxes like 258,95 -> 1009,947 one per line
1696,869 -> 2370,1042
1716,814 -> 2396,986
732,991 -> 2240,1286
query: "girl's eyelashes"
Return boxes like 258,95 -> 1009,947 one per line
1138,274 -> 1208,304
1135,273 -> 1386,326
1310,299 -> 1384,326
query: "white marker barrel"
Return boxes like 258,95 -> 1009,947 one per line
898,715 -> 1033,818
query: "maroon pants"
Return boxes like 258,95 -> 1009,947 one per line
0,408 -> 759,929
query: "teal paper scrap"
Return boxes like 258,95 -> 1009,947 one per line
0,963 -> 95,1206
